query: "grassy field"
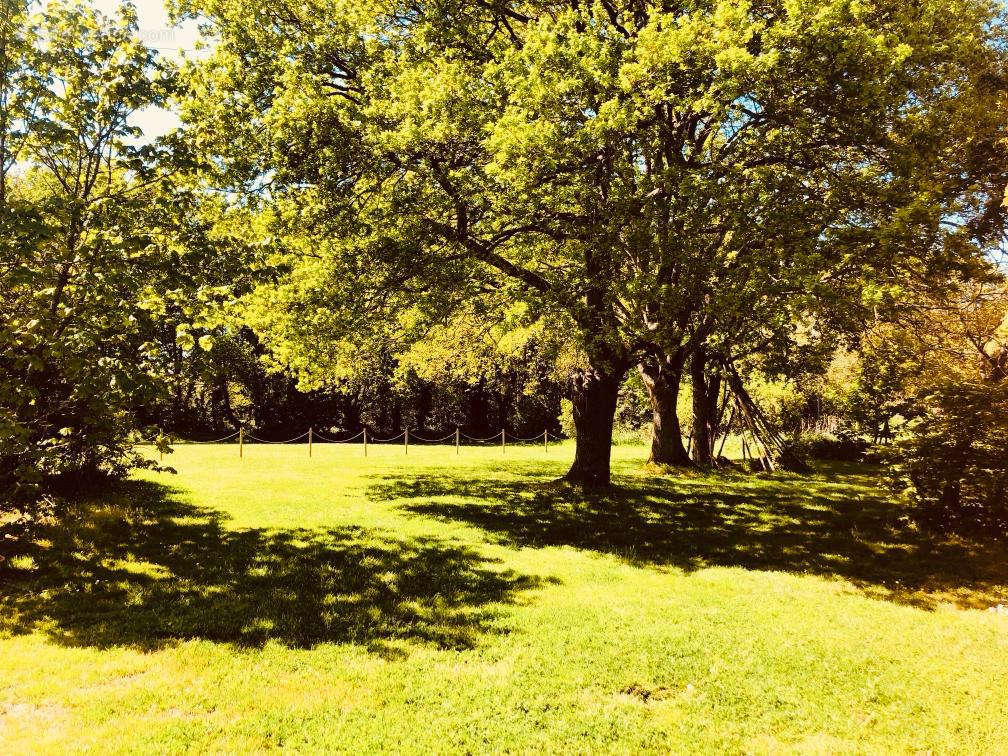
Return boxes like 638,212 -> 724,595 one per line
2,441 -> 1008,753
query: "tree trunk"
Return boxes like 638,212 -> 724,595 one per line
565,363 -> 625,486
639,355 -> 690,465
690,349 -> 720,466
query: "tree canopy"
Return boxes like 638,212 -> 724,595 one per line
174,0 -> 1008,482
0,0 -> 250,495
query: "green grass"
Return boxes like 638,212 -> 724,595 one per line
3,442 -> 1008,753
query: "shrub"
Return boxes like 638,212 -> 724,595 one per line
892,381 -> 1008,539
787,432 -> 869,462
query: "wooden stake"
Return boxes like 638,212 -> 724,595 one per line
239,427 -> 243,458
501,428 -> 505,453
308,427 -> 313,458
544,428 -> 548,451
455,427 -> 460,454
716,407 -> 735,459
405,428 -> 409,455
363,427 -> 367,456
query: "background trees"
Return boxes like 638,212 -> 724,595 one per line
139,324 -> 565,440
885,281 -> 1008,534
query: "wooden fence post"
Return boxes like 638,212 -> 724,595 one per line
501,428 -> 505,453
456,427 -> 460,454
239,427 -> 243,458
405,428 -> 409,455
544,428 -> 548,451
363,427 -> 367,457
308,427 -> 312,458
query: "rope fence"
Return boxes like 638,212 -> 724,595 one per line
312,430 -> 366,444
183,430 -> 241,444
156,426 -> 565,459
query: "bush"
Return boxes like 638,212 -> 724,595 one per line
787,432 -> 869,462
892,381 -> 1008,539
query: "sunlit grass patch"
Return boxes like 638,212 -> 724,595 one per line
1,442 -> 1007,752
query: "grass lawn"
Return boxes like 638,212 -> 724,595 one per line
2,441 -> 1008,752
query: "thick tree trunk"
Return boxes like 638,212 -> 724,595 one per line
690,349 -> 721,466
639,355 -> 690,466
565,363 -> 625,486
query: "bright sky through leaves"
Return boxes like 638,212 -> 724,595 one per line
93,0 -> 201,137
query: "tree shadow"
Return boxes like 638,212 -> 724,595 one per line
0,480 -> 546,654
369,464 -> 1008,610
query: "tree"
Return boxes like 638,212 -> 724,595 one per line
177,0 -> 1008,483
0,2 -> 242,494
654,0 -> 1008,466
891,280 -> 1008,537
0,0 -> 39,208
0,1 -> 168,491
639,354 -> 690,464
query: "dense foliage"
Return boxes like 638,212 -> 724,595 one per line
140,327 -> 565,439
881,282 -> 1008,537
0,1 -> 252,499
0,1 -> 171,496
894,381 -> 1008,537
174,0 -> 1008,482
3,0 -> 1008,543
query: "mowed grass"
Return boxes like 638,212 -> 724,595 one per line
3,442 -> 1008,753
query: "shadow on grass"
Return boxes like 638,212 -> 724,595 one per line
0,480 -> 546,654
369,463 -> 1008,610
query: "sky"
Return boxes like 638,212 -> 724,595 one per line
93,0 -> 204,138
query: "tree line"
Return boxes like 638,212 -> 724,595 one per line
2,0 -> 1008,537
